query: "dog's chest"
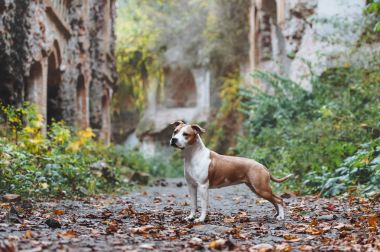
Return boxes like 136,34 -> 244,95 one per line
184,149 -> 210,185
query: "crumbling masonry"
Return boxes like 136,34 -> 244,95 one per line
0,0 -> 117,143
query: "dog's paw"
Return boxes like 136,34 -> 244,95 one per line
184,215 -> 195,221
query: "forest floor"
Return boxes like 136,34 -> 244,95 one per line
0,178 -> 379,251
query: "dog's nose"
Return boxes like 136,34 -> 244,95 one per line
170,138 -> 178,146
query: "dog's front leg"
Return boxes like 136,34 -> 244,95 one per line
194,183 -> 208,223
185,184 -> 197,221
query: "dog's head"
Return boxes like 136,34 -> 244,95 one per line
169,121 -> 206,150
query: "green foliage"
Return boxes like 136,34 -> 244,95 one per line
0,104 -> 168,197
114,0 -> 163,112
365,0 -> 380,32
236,68 -> 380,195
0,103 -> 184,197
318,137 -> 380,197
0,103 -> 125,196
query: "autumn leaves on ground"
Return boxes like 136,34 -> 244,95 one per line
0,179 -> 379,251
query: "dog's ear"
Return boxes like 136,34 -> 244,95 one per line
171,120 -> 185,128
191,124 -> 206,134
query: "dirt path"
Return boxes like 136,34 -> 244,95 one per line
0,179 -> 379,251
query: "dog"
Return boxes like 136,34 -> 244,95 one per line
169,120 -> 292,222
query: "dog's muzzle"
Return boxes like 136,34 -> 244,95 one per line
170,138 -> 178,147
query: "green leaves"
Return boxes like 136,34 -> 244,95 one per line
321,138 -> 380,196
236,68 -> 380,195
0,104 -> 125,197
364,0 -> 380,32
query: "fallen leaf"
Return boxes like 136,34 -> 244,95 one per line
326,204 -> 336,211
102,210 -> 113,219
24,230 -> 33,239
119,205 -> 136,217
59,230 -> 77,238
129,225 -> 157,234
275,243 -> 292,252
305,227 -> 323,235
299,245 -> 314,251
309,218 -> 318,226
106,220 -> 119,234
368,215 -> 378,228
283,234 -> 301,242
208,238 -> 235,250
137,213 -> 150,225
52,209 -> 64,215
320,237 -> 332,244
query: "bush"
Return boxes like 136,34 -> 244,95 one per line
236,68 -> 380,195
0,103 -> 125,197
318,137 -> 380,196
0,102 -> 184,197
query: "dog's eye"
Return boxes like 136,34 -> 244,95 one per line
183,133 -> 189,137
174,130 -> 178,134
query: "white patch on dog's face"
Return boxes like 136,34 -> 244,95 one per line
170,125 -> 197,149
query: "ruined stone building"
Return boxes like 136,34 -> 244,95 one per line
0,0 -> 117,143
121,0 -> 377,156
246,0 -> 375,90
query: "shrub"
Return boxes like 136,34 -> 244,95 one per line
319,137 -> 380,196
236,68 -> 380,195
0,103 -> 125,197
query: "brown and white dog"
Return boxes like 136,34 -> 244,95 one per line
169,121 -> 292,222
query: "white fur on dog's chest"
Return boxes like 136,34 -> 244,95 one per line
184,148 -> 211,186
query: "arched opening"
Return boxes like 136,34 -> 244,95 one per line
47,52 -> 62,125
158,67 -> 197,108
25,62 -> 43,105
76,74 -> 87,129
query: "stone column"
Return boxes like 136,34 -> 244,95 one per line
99,85 -> 111,144
26,58 -> 48,132
248,0 -> 257,85
276,0 -> 286,30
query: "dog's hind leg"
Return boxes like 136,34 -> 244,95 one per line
246,182 -> 284,220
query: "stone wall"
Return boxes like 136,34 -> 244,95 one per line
246,0 -> 377,91
0,0 -> 117,143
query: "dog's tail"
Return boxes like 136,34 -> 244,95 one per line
270,174 -> 293,183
